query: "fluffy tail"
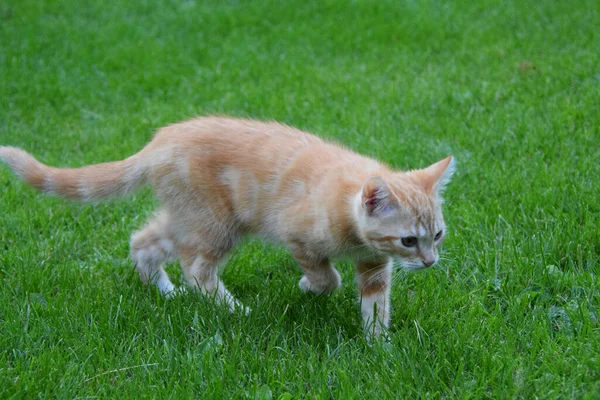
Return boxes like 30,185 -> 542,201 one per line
0,146 -> 148,201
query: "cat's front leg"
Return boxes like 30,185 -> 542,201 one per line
356,258 -> 392,339
289,244 -> 341,295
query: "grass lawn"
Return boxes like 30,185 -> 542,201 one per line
1,0 -> 599,397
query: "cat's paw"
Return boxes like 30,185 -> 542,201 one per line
365,324 -> 390,343
223,297 -> 251,315
232,300 -> 251,316
363,317 -> 390,342
298,275 -> 339,294
298,275 -> 313,293
164,286 -> 186,299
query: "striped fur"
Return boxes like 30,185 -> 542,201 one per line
0,116 -> 455,338
0,146 -> 148,201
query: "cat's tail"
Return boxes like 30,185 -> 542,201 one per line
0,146 -> 148,201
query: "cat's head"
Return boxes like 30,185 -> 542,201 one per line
354,156 -> 455,270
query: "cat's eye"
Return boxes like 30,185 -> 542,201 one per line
435,230 -> 443,241
401,236 -> 418,247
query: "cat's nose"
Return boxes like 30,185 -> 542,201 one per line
422,260 -> 435,268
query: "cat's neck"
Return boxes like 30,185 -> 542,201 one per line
324,184 -> 370,258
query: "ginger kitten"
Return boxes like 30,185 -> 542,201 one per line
0,117 -> 455,338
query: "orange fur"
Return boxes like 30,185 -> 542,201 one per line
0,116 -> 455,337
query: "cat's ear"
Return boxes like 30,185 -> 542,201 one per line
415,155 -> 456,196
361,176 -> 398,216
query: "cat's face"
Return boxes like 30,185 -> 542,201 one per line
355,156 -> 455,270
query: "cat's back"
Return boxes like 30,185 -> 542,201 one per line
148,116 -> 375,182
150,116 -> 334,179
153,116 -> 322,152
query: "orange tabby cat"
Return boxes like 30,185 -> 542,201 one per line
0,117 -> 455,338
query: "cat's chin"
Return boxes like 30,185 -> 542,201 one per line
398,263 -> 431,272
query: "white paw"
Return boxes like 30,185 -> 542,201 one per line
222,296 -> 251,315
163,287 -> 185,299
298,274 -> 341,294
240,305 -> 252,316
298,276 -> 313,293
229,298 -> 251,315
364,321 -> 388,342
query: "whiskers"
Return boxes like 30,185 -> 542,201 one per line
355,261 -> 409,294
388,254 -> 455,285
391,258 -> 420,271
354,253 -> 456,295
434,255 -> 455,271
355,265 -> 390,292
389,260 -> 413,288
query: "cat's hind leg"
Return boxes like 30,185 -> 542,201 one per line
130,210 -> 176,296
176,237 -> 249,314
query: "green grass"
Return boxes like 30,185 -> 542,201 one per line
1,0 -> 599,398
